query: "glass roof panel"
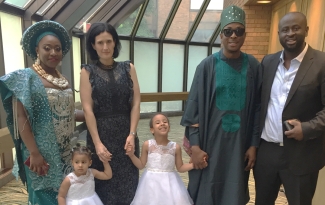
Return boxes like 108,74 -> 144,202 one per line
214,34 -> 221,44
116,6 -> 141,36
37,0 -> 56,15
75,0 -> 108,29
135,0 -> 175,38
191,0 -> 223,42
165,0 -> 200,40
4,0 -> 32,9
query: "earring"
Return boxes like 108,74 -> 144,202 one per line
35,54 -> 40,65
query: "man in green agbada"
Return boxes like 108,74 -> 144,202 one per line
181,5 -> 261,204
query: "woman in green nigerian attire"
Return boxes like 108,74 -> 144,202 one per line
0,20 -> 84,205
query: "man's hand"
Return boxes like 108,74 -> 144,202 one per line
191,146 -> 208,169
284,119 -> 304,141
244,146 -> 256,171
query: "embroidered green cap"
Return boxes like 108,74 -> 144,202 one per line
21,20 -> 71,60
220,5 -> 246,30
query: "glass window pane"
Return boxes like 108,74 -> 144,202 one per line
0,12 -> 24,74
134,41 -> 158,113
5,0 -> 31,8
134,41 -> 158,93
136,0 -> 174,38
187,46 -> 207,91
162,101 -> 182,112
162,44 -> 184,112
72,37 -> 81,102
116,6 -> 141,36
162,43 -> 184,92
72,37 -> 83,126
115,40 -> 130,62
166,0 -> 203,40
141,102 -> 157,113
214,34 -> 221,44
191,0 -> 223,10
75,0 -> 107,29
191,0 -> 223,43
37,0 -> 56,15
212,46 -> 221,54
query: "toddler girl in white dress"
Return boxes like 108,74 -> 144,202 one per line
58,143 -> 112,205
126,113 -> 194,205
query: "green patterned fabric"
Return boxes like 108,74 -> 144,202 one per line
220,5 -> 246,30
215,52 -> 248,132
215,52 -> 248,111
0,68 -> 65,204
222,114 -> 241,132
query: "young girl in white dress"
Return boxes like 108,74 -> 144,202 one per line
58,143 -> 112,205
126,113 -> 194,205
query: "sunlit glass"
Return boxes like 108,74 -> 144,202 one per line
222,28 -> 245,37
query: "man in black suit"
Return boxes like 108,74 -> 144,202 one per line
254,12 -> 325,205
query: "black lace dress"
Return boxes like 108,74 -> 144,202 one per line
82,61 -> 139,205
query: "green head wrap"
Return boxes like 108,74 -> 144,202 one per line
21,20 -> 71,60
220,5 -> 246,30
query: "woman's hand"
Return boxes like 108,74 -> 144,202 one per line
125,144 -> 135,157
30,152 -> 49,176
95,143 -> 112,162
124,134 -> 135,152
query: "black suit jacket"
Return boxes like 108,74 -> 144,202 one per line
260,46 -> 325,175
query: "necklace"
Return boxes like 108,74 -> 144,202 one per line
97,60 -> 116,70
33,63 -> 69,89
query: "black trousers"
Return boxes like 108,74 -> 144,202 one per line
253,139 -> 319,205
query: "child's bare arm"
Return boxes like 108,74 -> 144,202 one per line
58,176 -> 71,205
126,141 -> 148,170
175,144 -> 194,173
92,162 -> 112,180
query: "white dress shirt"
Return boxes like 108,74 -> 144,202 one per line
261,44 -> 309,143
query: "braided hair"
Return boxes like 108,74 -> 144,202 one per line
71,143 -> 92,160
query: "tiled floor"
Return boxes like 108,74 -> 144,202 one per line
0,116 -> 288,204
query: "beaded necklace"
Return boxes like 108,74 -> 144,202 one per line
33,63 -> 69,89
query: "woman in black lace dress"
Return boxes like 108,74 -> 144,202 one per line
80,23 -> 140,205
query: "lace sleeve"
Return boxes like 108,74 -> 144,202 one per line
81,64 -> 96,94
67,173 -> 74,185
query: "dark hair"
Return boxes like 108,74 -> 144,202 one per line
71,143 -> 92,160
86,23 -> 121,61
149,113 -> 170,128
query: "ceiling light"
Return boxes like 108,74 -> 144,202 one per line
257,0 -> 271,3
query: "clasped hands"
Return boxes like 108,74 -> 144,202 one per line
96,143 -> 112,162
96,134 -> 135,161
191,146 -> 257,171
125,134 -> 137,157
190,146 -> 208,169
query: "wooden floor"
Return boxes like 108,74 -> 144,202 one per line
0,116 -> 288,204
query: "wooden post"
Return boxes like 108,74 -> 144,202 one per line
312,167 -> 325,205
0,127 -> 15,188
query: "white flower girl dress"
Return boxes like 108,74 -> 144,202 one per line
131,139 -> 193,205
66,168 -> 103,205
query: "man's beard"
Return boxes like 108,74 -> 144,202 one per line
280,39 -> 303,53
